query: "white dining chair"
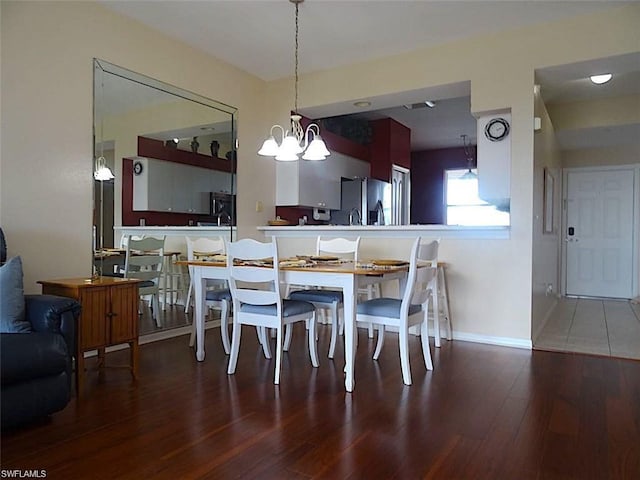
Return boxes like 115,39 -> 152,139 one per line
226,238 -> 319,385
287,236 -> 360,359
356,237 -> 437,385
185,236 -> 231,354
123,235 -> 165,328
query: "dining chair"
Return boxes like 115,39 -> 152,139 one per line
356,237 -> 437,385
123,235 -> 165,328
226,238 -> 319,385
185,236 -> 231,354
287,236 -> 360,359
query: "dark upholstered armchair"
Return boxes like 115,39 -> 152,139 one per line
1,294 -> 80,430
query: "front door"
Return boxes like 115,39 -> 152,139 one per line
565,168 -> 635,298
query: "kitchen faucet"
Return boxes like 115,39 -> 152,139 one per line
217,211 -> 231,226
348,208 -> 361,226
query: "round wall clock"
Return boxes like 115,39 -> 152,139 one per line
133,161 -> 144,175
484,117 -> 510,142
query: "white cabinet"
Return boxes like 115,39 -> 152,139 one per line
133,158 -> 231,214
276,152 -> 369,209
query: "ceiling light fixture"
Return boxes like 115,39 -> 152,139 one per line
460,134 -> 477,180
258,0 -> 329,161
424,100 -> 436,108
354,101 -> 371,108
590,73 -> 612,85
94,76 -> 114,181
94,155 -> 114,181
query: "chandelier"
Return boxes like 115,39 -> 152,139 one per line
258,0 -> 330,161
94,155 -> 114,181
460,134 -> 477,180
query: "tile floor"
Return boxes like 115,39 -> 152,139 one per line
535,297 -> 640,360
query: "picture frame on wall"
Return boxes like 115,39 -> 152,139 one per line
543,168 -> 555,234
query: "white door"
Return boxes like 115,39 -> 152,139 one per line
565,168 -> 635,298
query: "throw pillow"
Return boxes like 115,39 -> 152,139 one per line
0,256 -> 31,333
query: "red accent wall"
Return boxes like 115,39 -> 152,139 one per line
411,146 -> 476,224
369,118 -> 411,182
137,137 -> 233,172
121,137 -> 232,226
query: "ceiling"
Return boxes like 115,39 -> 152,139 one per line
100,1 -> 639,151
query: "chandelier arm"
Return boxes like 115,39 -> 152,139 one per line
270,124 -> 286,141
294,0 -> 299,114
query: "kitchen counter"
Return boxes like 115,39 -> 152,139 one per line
257,224 -> 509,239
115,226 -> 235,238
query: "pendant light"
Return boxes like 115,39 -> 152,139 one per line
94,72 -> 114,181
460,134 -> 476,180
258,0 -> 330,161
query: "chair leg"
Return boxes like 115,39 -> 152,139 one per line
283,323 -> 293,351
432,280 -> 441,348
328,304 -> 339,359
399,327 -> 412,386
188,318 -> 196,347
153,294 -> 162,328
220,300 -> 230,355
274,326 -> 283,385
260,326 -> 272,359
308,313 -> 319,368
227,321 -> 242,375
373,325 -> 385,360
420,316 -> 433,371
439,266 -> 453,340
367,285 -> 375,338
184,281 -> 193,314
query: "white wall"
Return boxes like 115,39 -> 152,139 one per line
2,2 -> 638,343
0,1 -> 270,293
260,5 -> 639,342
531,89 -> 563,341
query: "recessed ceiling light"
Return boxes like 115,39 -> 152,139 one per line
590,73 -> 612,85
353,101 -> 371,108
200,126 -> 215,131
424,100 -> 436,108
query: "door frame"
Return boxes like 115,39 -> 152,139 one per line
560,164 -> 639,298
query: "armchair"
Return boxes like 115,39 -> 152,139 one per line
1,294 -> 80,430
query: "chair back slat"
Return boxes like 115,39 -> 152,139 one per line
317,237 -> 360,262
124,236 -> 165,278
410,239 -> 439,307
227,238 -> 282,310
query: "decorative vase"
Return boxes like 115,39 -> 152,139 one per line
210,140 -> 220,158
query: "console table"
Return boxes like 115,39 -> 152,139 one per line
38,276 -> 141,396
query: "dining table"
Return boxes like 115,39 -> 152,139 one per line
182,257 -> 411,392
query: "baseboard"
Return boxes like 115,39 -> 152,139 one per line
532,297 -> 559,343
452,331 -> 532,350
82,320 -> 221,357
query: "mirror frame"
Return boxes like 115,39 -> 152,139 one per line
92,59 -> 238,321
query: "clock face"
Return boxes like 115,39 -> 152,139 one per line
133,161 -> 143,175
485,117 -> 510,142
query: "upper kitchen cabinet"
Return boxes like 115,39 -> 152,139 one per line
369,118 -> 411,182
276,152 -> 368,209
133,157 -> 228,214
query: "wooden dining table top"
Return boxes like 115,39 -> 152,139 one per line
177,258 -> 412,276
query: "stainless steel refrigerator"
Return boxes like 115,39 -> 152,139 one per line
330,177 -> 393,225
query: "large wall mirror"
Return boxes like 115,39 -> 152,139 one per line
93,58 -> 237,336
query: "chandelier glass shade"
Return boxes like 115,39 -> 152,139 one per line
460,134 -> 477,180
94,155 -> 114,181
258,0 -> 330,161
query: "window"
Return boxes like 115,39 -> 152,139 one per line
445,169 -> 510,226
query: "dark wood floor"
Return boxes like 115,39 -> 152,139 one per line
2,323 -> 639,479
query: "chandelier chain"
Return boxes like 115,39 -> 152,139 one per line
294,0 -> 299,114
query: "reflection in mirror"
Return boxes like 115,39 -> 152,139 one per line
93,59 -> 237,336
